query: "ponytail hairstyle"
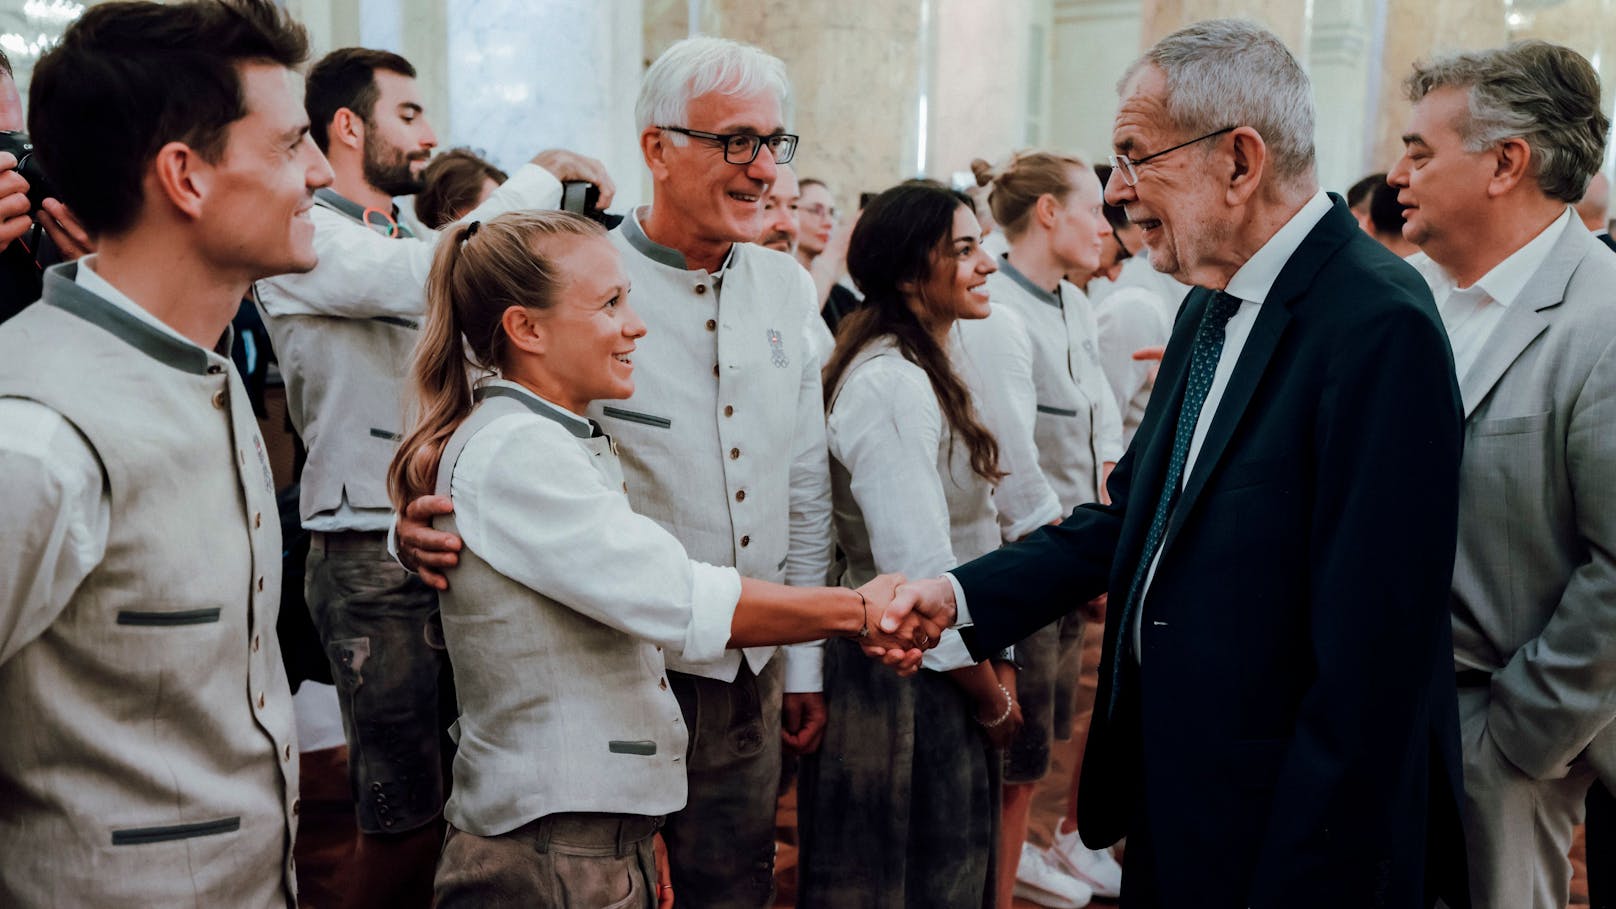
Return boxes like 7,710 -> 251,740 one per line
824,180 -> 1005,484
387,210 -> 606,510
970,149 -> 1089,240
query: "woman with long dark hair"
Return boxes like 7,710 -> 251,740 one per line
385,209 -> 912,908
799,182 -> 1021,908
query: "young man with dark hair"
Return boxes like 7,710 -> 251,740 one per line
254,44 -> 615,909
0,1 -> 331,905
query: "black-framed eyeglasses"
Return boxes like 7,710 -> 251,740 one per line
658,126 -> 799,165
1107,126 -> 1237,186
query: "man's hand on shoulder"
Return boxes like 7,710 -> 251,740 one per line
397,494 -> 461,590
530,149 -> 616,211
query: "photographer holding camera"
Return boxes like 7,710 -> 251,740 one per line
1,49 -> 94,323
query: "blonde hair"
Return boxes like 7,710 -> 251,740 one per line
970,150 -> 1090,240
387,210 -> 606,509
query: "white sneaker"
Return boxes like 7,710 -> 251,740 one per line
1013,841 -> 1093,908
1048,826 -> 1123,899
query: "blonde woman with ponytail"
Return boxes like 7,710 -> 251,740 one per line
962,151 -> 1127,908
386,210 -> 923,909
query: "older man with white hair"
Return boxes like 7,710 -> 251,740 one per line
881,20 -> 1469,907
1389,40 -> 1616,909
399,36 -> 832,909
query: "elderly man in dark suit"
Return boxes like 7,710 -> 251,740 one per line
1389,41 -> 1616,909
881,19 -> 1468,909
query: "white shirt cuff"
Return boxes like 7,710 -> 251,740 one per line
920,628 -> 977,672
945,572 -> 973,627
782,641 -> 825,693
681,563 -> 742,664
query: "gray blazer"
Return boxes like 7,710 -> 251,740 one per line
1450,216 -> 1616,786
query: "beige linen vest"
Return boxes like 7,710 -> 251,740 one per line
435,387 -> 688,836
0,265 -> 296,907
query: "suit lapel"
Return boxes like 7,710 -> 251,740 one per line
1159,201 -> 1354,556
1459,217 -> 1586,418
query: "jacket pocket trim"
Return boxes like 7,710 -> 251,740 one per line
1035,404 -> 1079,417
116,608 -> 223,627
608,740 -> 658,756
600,407 -> 673,429
369,427 -> 403,442
111,816 -> 241,845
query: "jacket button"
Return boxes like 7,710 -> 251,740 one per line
292,799 -> 301,816
729,448 -> 740,459
723,405 -> 734,417
258,692 -> 266,709
212,389 -> 227,409
735,490 -> 746,502
284,744 -> 292,761
251,634 -> 260,652
257,577 -> 265,592
706,319 -> 717,331
740,535 -> 751,547
659,678 -> 669,690
695,284 -> 707,295
712,363 -> 720,377
254,512 -> 262,529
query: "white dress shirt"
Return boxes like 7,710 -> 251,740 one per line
450,379 -> 743,661
0,257 -> 215,652
1406,208 -> 1573,381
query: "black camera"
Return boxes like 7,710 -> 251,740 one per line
0,131 -> 60,213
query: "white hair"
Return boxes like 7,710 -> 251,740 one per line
1121,19 -> 1317,187
635,36 -> 791,134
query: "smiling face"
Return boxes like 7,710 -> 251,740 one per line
1105,65 -> 1230,285
534,234 -> 646,409
797,181 -> 835,255
759,164 -> 800,252
199,62 -> 333,280
1047,166 -> 1113,278
912,203 -> 996,329
1386,86 -> 1496,264
655,87 -> 785,246
361,68 -> 438,196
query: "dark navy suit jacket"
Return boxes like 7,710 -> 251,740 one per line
955,198 -> 1469,909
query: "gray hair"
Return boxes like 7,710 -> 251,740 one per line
1122,19 -> 1317,187
635,36 -> 791,135
1404,41 -> 1608,203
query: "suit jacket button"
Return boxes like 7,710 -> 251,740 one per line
212,389 -> 227,409
695,284 -> 707,295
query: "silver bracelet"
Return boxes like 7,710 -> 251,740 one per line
977,683 -> 1014,728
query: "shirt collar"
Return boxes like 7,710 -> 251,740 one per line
622,206 -> 736,276
75,255 -> 206,351
1467,208 -> 1573,308
482,378 -> 598,438
1223,190 -> 1334,305
995,254 -> 1062,309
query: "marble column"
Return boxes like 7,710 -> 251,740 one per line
1307,0 -> 1377,192
1049,0 -> 1148,163
1369,0 -> 1508,172
664,0 -> 931,211
442,0 -> 645,209
1139,0 -> 1311,61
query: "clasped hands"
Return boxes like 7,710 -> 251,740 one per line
850,574 -> 960,676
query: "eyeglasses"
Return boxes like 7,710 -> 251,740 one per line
1107,126 -> 1237,186
801,203 -> 836,219
658,126 -> 799,166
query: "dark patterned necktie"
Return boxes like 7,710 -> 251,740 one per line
1108,290 -> 1243,716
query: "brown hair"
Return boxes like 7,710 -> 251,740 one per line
970,150 -> 1089,240
824,181 -> 1003,484
387,210 -> 606,508
414,148 -> 509,229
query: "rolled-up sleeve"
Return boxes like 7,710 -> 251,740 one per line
452,413 -> 742,663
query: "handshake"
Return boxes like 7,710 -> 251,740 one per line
849,574 -> 962,676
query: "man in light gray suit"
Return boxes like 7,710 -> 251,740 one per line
1389,40 -> 1616,909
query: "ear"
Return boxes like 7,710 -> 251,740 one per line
1224,126 -> 1267,206
149,140 -> 209,221
1487,137 -> 1532,198
330,107 -> 365,154
641,127 -> 671,182
1034,193 -> 1061,231
501,305 -> 548,357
